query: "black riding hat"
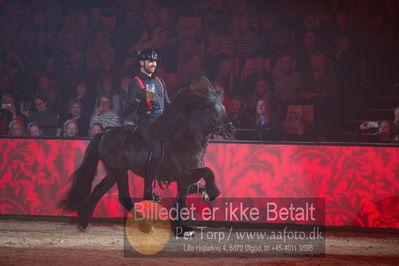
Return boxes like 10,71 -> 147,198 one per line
137,48 -> 158,61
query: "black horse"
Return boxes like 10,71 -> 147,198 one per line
58,78 -> 235,235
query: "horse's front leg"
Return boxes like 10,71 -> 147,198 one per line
173,184 -> 196,237
180,167 -> 220,201
112,168 -> 133,212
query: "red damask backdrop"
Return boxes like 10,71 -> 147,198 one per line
1,138 -> 399,228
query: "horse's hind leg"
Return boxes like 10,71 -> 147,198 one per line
77,174 -> 115,231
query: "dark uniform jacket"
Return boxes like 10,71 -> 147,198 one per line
125,71 -> 170,133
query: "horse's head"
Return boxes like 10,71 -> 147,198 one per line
185,77 -> 236,139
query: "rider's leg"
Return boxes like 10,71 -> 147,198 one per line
143,139 -> 161,202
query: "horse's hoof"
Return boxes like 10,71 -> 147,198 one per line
77,224 -> 87,232
206,188 -> 220,201
202,192 -> 210,201
174,225 -> 196,237
183,230 -> 196,238
205,186 -> 220,201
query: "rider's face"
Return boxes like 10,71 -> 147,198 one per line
141,60 -> 157,74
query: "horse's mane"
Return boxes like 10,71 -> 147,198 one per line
148,80 -> 221,142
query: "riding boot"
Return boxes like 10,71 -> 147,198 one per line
143,152 -> 161,202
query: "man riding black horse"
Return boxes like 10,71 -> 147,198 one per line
124,48 -> 170,202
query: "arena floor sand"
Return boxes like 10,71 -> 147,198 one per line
0,219 -> 398,265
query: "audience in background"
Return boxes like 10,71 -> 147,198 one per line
0,0 -> 398,144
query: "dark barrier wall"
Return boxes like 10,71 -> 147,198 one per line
1,138 -> 399,228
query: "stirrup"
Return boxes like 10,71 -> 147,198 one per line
152,189 -> 162,203
144,188 -> 162,203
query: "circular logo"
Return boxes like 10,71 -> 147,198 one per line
125,201 -> 171,255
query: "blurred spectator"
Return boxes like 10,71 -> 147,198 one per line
63,119 -> 79,138
114,10 -> 143,64
158,7 -> 175,35
28,93 -> 59,136
273,54 -> 302,109
295,31 -> 322,71
154,29 -> 177,72
357,12 -> 395,89
56,31 -> 81,61
27,121 -> 42,137
90,95 -> 121,129
215,58 -> 239,97
257,15 -> 291,59
87,31 -> 115,71
333,35 -> 360,115
301,51 -> 336,101
229,96 -> 253,129
359,106 -> 399,141
63,99 -> 90,137
87,7 -> 104,36
282,105 -> 318,141
164,72 -> 179,99
61,50 -> 87,91
204,33 -> 232,79
90,48 -> 122,85
132,10 -> 162,52
300,51 -> 337,137
359,119 -> 396,143
178,54 -> 207,87
235,16 -> 258,60
88,122 -> 104,137
0,94 -> 26,135
4,2 -> 31,47
0,74 -> 13,97
8,120 -> 25,136
44,0 -> 62,45
96,77 -> 120,114
35,73 -> 62,113
56,10 -> 88,51
69,80 -> 95,119
30,31 -> 54,71
214,81 -> 231,114
249,76 -> 272,114
254,98 -> 279,140
117,76 -> 132,123
177,37 -> 195,75
330,12 -> 355,46
241,53 -> 271,94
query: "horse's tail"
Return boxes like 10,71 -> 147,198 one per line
57,133 -> 104,213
